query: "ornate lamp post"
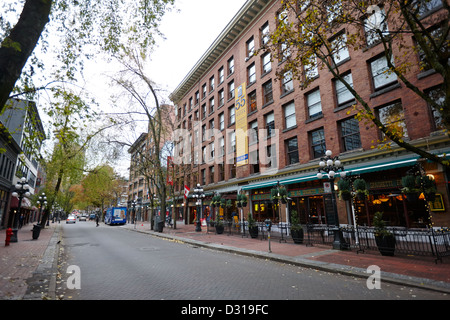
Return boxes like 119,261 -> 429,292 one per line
192,183 -> 205,232
36,193 -> 47,224
316,150 -> 347,250
11,177 -> 31,242
131,200 -> 137,228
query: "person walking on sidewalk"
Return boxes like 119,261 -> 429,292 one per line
96,214 -> 99,227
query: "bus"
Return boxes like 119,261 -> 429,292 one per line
105,207 -> 127,225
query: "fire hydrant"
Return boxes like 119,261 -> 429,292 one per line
5,228 -> 13,246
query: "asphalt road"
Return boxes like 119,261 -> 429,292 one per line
57,221 -> 449,301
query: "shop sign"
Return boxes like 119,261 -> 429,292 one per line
429,194 -> 445,212
323,182 -> 332,193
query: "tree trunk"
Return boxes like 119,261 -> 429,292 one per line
41,166 -> 63,227
0,0 -> 52,112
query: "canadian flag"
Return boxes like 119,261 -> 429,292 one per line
184,185 -> 190,199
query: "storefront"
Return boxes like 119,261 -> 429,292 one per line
244,156 -> 450,229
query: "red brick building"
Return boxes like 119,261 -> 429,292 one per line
170,0 -> 450,229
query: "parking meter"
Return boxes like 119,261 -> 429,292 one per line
265,219 -> 272,253
264,219 -> 272,232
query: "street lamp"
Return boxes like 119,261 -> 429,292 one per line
316,150 -> 346,250
36,193 -> 47,224
131,200 -> 137,228
11,177 -> 31,242
192,183 -> 205,232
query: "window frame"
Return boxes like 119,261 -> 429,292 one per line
284,101 -> 296,129
307,88 -> 322,119
310,128 -> 326,159
285,136 -> 299,165
339,117 -> 362,152
263,80 -> 273,105
370,54 -> 397,91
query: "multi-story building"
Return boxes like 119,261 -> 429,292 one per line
0,99 -> 46,227
0,120 -> 21,228
128,104 -> 176,222
128,132 -> 150,222
170,0 -> 449,229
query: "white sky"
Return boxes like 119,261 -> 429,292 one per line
91,0 -> 247,176
148,0 -> 246,98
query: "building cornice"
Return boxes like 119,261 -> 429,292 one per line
169,0 -> 272,104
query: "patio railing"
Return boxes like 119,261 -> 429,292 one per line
207,220 -> 450,263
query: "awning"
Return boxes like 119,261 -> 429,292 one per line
241,156 -> 419,191
344,156 -> 418,176
241,179 -> 278,190
10,196 -> 32,209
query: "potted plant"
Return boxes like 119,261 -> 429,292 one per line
247,213 -> 258,238
401,175 -> 420,202
211,195 -> 221,208
373,211 -> 396,256
353,178 -> 368,200
290,210 -> 304,244
236,193 -> 248,207
278,186 -> 288,203
337,178 -> 351,201
271,186 -> 288,203
215,212 -> 224,234
417,175 -> 437,202
271,187 -> 279,204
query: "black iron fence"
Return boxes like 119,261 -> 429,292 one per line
305,225 -> 450,263
208,220 -> 450,263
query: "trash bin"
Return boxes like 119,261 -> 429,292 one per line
32,224 -> 41,240
154,216 -> 164,232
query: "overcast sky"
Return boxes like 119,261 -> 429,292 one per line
98,0 -> 247,176
147,0 -> 246,99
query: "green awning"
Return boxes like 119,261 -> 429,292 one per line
241,156 -> 419,191
345,157 -> 418,175
241,180 -> 278,190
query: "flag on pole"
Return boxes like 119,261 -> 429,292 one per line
184,185 -> 190,199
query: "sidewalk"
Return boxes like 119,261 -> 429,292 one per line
0,222 -> 61,300
123,221 -> 450,294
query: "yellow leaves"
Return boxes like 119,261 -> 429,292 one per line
1,37 -> 22,52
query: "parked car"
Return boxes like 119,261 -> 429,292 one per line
66,215 -> 76,224
89,214 -> 96,221
79,215 -> 87,221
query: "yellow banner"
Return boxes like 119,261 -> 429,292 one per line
235,83 -> 248,167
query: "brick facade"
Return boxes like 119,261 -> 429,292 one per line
170,0 -> 450,228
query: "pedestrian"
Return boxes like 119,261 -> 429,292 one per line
96,214 -> 99,227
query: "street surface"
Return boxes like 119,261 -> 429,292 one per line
57,221 -> 448,300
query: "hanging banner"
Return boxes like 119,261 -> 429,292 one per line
166,156 -> 174,185
235,83 -> 248,167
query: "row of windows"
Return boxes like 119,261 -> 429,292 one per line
0,152 -> 15,182
173,0 -> 445,189
175,81 -> 444,189
180,50 -> 400,147
177,0 -> 444,124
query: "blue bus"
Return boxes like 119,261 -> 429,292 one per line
105,207 -> 127,225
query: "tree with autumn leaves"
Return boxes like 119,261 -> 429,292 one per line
70,165 -> 124,216
262,0 -> 449,167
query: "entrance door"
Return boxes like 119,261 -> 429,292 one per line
309,196 -> 325,224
